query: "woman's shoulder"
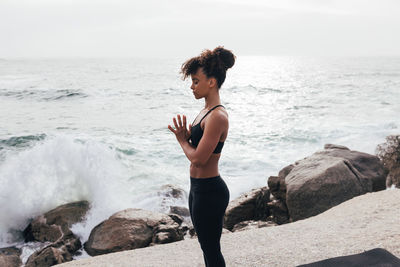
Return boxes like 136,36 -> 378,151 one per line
206,107 -> 228,125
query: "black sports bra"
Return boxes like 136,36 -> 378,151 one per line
189,104 -> 225,154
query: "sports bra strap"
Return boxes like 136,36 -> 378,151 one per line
198,104 -> 225,124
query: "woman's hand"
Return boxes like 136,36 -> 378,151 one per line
168,114 -> 192,144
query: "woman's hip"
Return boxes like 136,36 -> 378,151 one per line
190,175 -> 229,197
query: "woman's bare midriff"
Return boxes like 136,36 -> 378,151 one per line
190,153 -> 221,178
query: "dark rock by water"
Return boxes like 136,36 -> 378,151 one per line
22,200 -> 90,266
0,247 -> 22,267
167,213 -> 184,225
159,184 -> 186,199
23,200 -> 90,243
158,184 -> 188,218
25,233 -> 81,267
169,206 -> 190,217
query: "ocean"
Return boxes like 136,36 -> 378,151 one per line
0,56 -> 399,260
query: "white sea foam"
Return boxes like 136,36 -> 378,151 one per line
0,132 -> 192,255
0,134 -> 133,247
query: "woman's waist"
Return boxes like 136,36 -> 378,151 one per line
190,175 -> 228,192
190,160 -> 220,177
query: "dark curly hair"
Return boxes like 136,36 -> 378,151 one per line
180,46 -> 236,88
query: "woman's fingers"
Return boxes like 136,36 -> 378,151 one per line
182,115 -> 186,129
173,117 -> 179,129
170,114 -> 188,134
177,114 -> 183,128
167,125 -> 176,134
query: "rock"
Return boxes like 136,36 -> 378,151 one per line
222,228 -> 232,234
25,233 -> 81,267
231,220 -> 277,232
169,206 -> 190,217
223,187 -> 270,231
0,247 -> 22,267
274,144 -> 387,221
188,225 -> 197,238
268,164 -> 294,201
26,247 -> 63,267
23,216 -> 68,243
23,200 -> 90,243
152,222 -> 183,244
84,208 -> 184,256
267,176 -> 282,199
178,224 -> 190,239
324,144 -> 350,150
321,144 -> 386,191
375,135 -> 400,188
267,199 -> 290,224
158,185 -> 188,214
387,173 -> 400,188
166,214 -> 190,237
22,201 -> 88,266
168,213 -> 184,225
40,200 -> 90,228
159,184 -> 186,199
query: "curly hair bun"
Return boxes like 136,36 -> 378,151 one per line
212,46 -> 235,70
181,46 -> 236,88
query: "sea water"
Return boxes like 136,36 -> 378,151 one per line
0,56 -> 399,259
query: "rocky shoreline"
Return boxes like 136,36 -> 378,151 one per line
1,138 -> 399,266
59,188 -> 400,267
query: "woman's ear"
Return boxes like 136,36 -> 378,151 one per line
208,77 -> 217,88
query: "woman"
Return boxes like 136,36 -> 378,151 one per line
167,46 -> 235,267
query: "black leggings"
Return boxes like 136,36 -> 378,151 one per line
189,175 -> 230,267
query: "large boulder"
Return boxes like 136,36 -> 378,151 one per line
223,186 -> 270,231
0,247 -> 22,267
268,144 -> 386,222
84,208 -> 184,256
23,200 -> 90,243
319,144 -> 386,191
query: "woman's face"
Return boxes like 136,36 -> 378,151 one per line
190,67 -> 213,99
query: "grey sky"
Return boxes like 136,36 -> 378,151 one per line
1,0 -> 399,58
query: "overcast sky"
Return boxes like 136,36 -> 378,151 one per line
1,0 -> 399,58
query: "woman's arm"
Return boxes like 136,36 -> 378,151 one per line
168,113 -> 227,167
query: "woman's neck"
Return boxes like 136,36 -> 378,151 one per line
204,89 -> 221,109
